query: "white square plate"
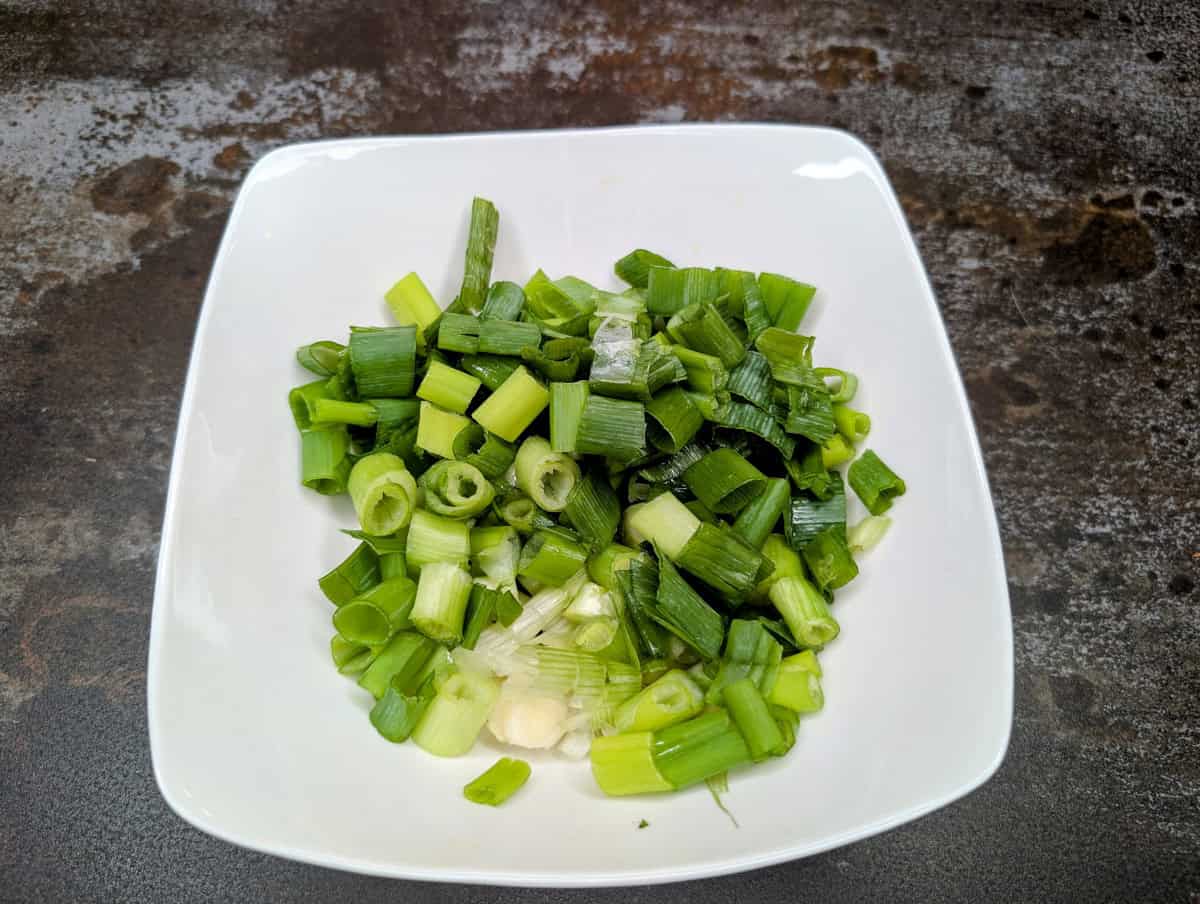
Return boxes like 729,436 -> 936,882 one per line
149,125 -> 1012,886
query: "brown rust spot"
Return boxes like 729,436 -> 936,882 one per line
230,89 -> 257,110
212,142 -> 249,171
174,191 -> 227,227
1041,212 -> 1156,284
891,60 -> 924,91
810,45 -> 881,91
964,365 -> 1042,425
90,156 -> 179,216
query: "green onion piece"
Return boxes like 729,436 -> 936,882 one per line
588,318 -> 643,397
370,396 -> 420,437
785,382 -> 836,444
319,542 -> 380,605
666,302 -> 746,369
417,401 -> 481,460
494,490 -> 556,534
480,280 -> 526,321
349,326 -> 417,397
300,427 -> 351,495
626,492 -> 699,559
684,498 -> 717,523
550,381 -> 590,453
358,631 -> 435,699
370,672 -> 436,742
494,590 -> 523,626
653,554 -> 725,661
672,346 -> 729,393
341,527 -> 409,556
417,360 -> 481,414
712,400 -> 796,459
405,509 -> 471,573
646,266 -> 722,316
754,328 -> 815,384
332,600 -> 390,645
410,561 -> 473,645
378,551 -> 409,581
758,272 -> 816,331
786,473 -> 846,551
576,396 -> 646,462
324,352 -> 355,402
768,650 -> 823,713
461,433 -> 513,479
418,460 -> 495,519
330,634 -> 382,675
722,677 -> 784,761
616,561 -> 668,660
769,575 -> 841,646
563,472 -> 621,550
802,525 -> 859,592
309,398 -> 379,427
385,272 -> 443,338
464,757 -> 532,806
651,709 -> 751,790
470,526 -> 521,586
732,478 -> 791,548
515,436 -> 581,512
296,340 -> 345,377
412,669 -> 501,757
815,367 -> 858,404
438,312 -> 482,354
754,534 -> 805,600
460,354 -> 520,391
587,544 -> 649,590
456,197 -> 500,314
479,319 -> 541,357
524,269 -> 586,321
832,403 -> 871,444
590,731 -> 673,795
348,452 -> 418,535
848,449 -> 907,515
637,441 -> 711,485
352,577 -> 418,630
736,272 -> 771,341
847,515 -> 893,553
704,618 -> 783,704
472,366 -> 550,442
785,444 -> 836,500
518,530 -> 588,585
726,351 -> 774,413
615,249 -> 675,289
820,434 -> 855,469
614,669 -> 705,733
645,387 -> 703,453
289,380 -> 328,430
462,584 -> 500,649
676,522 -> 764,602
522,336 -> 588,380
682,448 -> 767,515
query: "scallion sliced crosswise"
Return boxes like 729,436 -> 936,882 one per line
292,195 -> 907,798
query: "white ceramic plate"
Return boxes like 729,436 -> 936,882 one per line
148,125 -> 1012,886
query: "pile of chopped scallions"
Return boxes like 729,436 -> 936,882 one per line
289,197 -> 906,807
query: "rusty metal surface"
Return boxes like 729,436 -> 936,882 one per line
1,1 -> 1197,901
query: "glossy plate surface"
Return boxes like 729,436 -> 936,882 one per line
148,125 -> 1012,886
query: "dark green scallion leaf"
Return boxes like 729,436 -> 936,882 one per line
464,433 -> 516,480
758,273 -> 816,331
784,444 -> 836,500
666,302 -> 746,369
682,449 -> 767,515
675,522 -> 765,603
522,337 -> 589,381
652,554 -> 725,661
459,354 -> 521,391
296,340 -> 345,377
645,387 -> 704,453
847,449 -> 907,515
726,351 -> 774,413
785,472 -> 847,551
370,673 -> 436,742
480,280 -> 526,321
731,477 -> 791,549
318,541 -> 380,606
646,266 -> 723,317
437,312 -> 482,355
784,382 -> 836,444
349,326 -> 417,397
457,197 -> 500,314
801,526 -> 859,592
478,319 -> 541,357
712,400 -> 796,459
564,472 -> 622,551
576,396 -> 646,463
300,427 -> 352,495
616,249 -> 675,289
